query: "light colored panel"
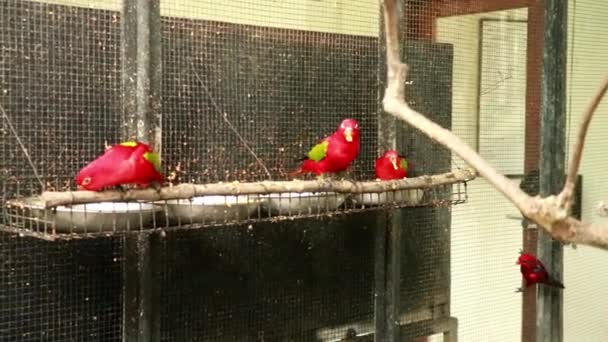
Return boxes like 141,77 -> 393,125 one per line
161,0 -> 378,36
478,20 -> 527,175
36,0 -> 120,11
564,1 -> 608,341
450,178 -> 523,342
37,0 -> 379,36
438,8 -> 527,342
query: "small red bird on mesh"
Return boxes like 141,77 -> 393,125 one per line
289,118 -> 360,177
375,150 -> 410,180
75,141 -> 163,191
516,251 -> 564,292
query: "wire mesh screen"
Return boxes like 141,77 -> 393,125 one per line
160,4 -> 378,183
436,7 -> 530,342
0,233 -> 123,341
0,0 -> 478,341
563,1 -> 608,341
0,0 -> 121,192
158,214 -> 376,341
0,1 -> 124,342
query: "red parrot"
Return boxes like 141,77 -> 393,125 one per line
75,141 -> 163,191
375,150 -> 409,180
516,252 -> 564,292
290,118 -> 360,177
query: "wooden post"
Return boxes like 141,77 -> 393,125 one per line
538,0 -> 567,340
521,2 -> 544,341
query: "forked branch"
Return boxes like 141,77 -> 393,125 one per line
380,0 -> 608,250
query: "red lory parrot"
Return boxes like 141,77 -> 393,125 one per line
375,150 -> 409,180
516,252 -> 564,292
290,118 -> 360,178
75,141 -> 163,191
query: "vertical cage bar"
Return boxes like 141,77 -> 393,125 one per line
121,0 -> 162,152
120,0 -> 162,341
123,232 -> 161,342
376,0 -> 404,341
538,0 -> 568,341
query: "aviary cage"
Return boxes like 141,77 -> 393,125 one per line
0,0 -> 472,341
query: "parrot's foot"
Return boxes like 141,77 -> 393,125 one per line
515,287 -> 524,293
150,182 -> 163,193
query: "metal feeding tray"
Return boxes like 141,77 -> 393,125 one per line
351,189 -> 425,207
160,195 -> 262,224
15,200 -> 160,233
262,192 -> 346,215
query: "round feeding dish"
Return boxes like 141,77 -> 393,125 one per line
22,200 -> 160,233
351,189 -> 424,207
262,192 -> 346,215
160,195 -> 262,224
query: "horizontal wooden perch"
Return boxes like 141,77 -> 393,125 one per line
12,169 -> 476,209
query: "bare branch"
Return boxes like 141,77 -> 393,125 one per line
560,76 -> 608,209
381,0 -> 538,215
12,169 -> 475,209
379,0 -> 608,250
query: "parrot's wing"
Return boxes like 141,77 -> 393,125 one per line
307,139 -> 329,162
143,151 -> 162,172
533,264 -> 545,273
400,159 -> 408,171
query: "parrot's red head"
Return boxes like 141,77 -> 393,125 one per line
381,150 -> 402,170
74,141 -> 162,191
75,167 -> 109,191
337,118 -> 360,143
516,253 -> 538,265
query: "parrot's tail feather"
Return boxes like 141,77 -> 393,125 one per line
546,278 -> 565,289
288,167 -> 306,178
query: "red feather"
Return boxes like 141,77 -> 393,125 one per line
75,141 -> 163,191
375,150 -> 408,180
517,253 -> 564,289
291,118 -> 360,177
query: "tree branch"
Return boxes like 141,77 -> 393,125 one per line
559,75 -> 608,209
380,0 -> 608,250
10,169 -> 475,209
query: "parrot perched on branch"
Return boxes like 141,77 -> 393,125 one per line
375,150 -> 409,180
75,141 -> 163,191
289,118 -> 360,177
516,252 -> 564,292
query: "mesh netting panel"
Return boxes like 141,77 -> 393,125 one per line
437,7 -> 530,342
0,0 -> 480,341
0,1 -> 123,341
563,1 -> 608,341
0,232 -> 123,341
157,214 -> 376,341
160,16 -> 378,183
0,0 -> 121,194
